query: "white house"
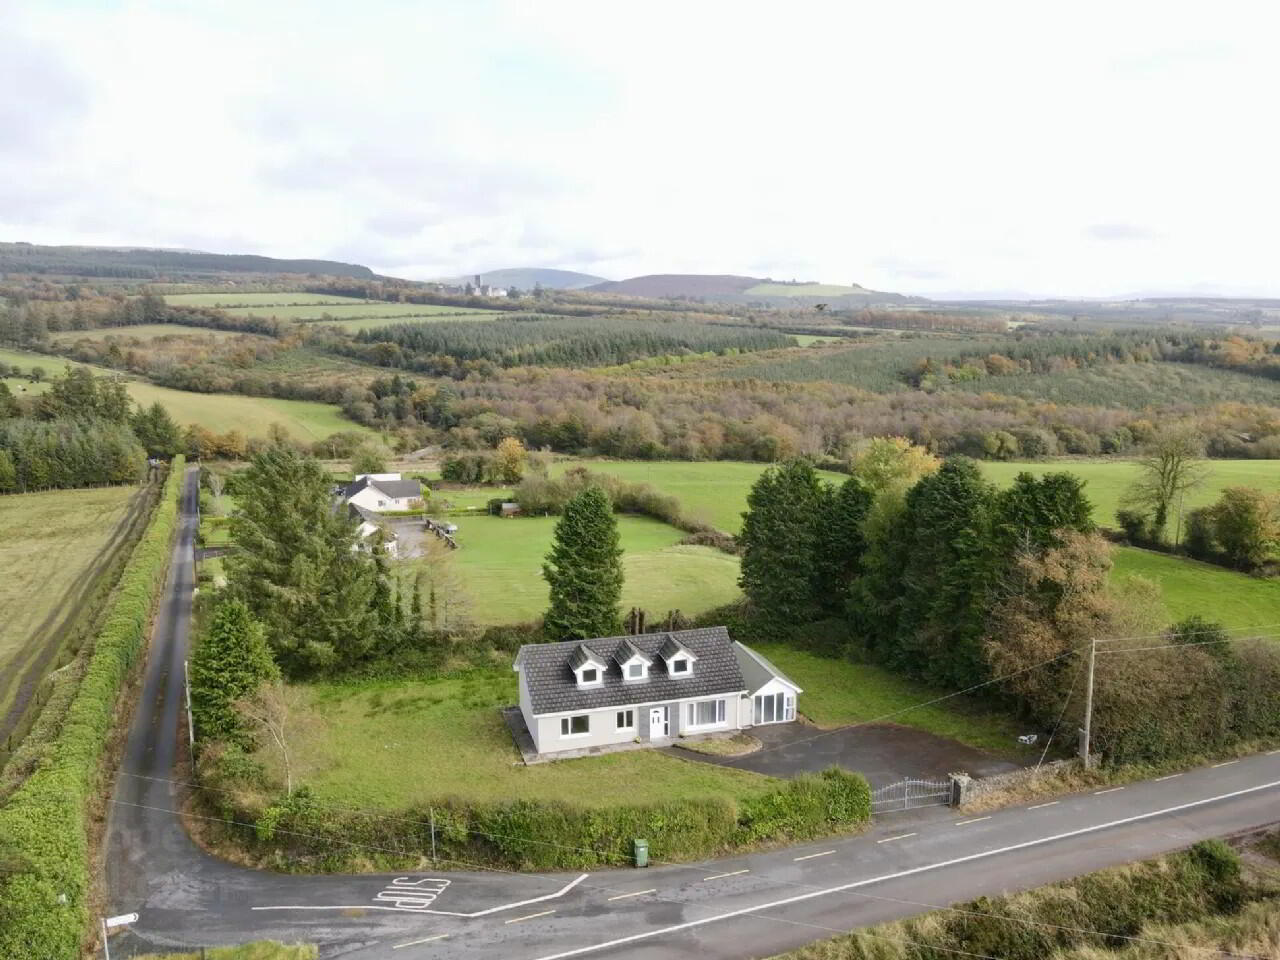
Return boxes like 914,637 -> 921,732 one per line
339,473 -> 423,513
512,626 -> 801,758
348,503 -> 399,558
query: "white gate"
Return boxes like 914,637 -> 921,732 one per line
870,777 -> 953,813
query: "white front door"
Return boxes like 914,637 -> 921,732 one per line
649,706 -> 667,739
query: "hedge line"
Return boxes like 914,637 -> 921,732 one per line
200,763 -> 870,872
0,458 -> 184,959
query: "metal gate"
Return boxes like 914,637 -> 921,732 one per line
870,777 -> 953,813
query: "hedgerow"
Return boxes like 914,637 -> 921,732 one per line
0,458 -> 183,959
198,762 -> 870,872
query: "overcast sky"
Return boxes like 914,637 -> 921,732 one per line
3,1 -> 1278,298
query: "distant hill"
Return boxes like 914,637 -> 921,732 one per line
0,242 -> 376,280
435,268 -> 606,290
587,273 -> 917,306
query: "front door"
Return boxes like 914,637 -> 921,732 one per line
649,706 -> 667,739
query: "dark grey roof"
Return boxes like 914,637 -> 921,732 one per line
516,627 -> 745,715
658,633 -> 697,661
340,476 -> 422,501
613,637 -> 650,666
567,643 -> 604,671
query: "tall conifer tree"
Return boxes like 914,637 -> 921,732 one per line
542,485 -> 623,640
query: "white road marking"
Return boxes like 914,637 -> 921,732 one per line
607,889 -> 655,901
1213,760 -> 1240,768
507,909 -> 555,924
954,817 -> 990,826
793,850 -> 836,861
1028,801 -> 1060,810
1154,773 -> 1183,782
1094,787 -> 1125,795
529,777 -> 1280,960
703,869 -> 749,881
393,934 -> 449,949
253,873 -> 588,917
876,833 -> 917,843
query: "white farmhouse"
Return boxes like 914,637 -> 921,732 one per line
339,473 -> 423,513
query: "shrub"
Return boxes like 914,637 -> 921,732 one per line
0,458 -> 183,959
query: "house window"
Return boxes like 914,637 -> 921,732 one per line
580,668 -> 598,684
686,698 -> 725,728
671,658 -> 689,674
627,663 -> 645,679
560,715 -> 589,737
616,709 -> 635,730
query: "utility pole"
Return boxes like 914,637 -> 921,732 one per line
1080,637 -> 1096,769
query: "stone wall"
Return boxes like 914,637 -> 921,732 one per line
950,758 -> 1081,807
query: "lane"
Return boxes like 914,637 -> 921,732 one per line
104,468 -> 1280,959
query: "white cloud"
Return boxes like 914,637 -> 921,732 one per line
2,0 -> 1278,296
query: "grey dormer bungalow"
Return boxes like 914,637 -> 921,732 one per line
513,626 -> 801,758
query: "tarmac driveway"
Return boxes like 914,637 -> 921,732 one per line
674,722 -> 1023,788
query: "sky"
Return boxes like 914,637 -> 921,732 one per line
3,0 -> 1279,298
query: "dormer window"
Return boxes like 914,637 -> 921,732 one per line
569,643 -> 606,688
627,662 -> 645,680
671,658 -> 689,674
613,637 -> 652,683
658,633 -> 698,678
581,667 -> 598,684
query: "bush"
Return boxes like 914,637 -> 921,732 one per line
197,761 -> 870,872
0,458 -> 183,959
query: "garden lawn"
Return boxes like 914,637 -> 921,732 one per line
1111,545 -> 1280,634
442,514 -> 741,624
550,460 -> 846,534
751,644 -> 1026,759
285,667 -> 780,811
0,485 -> 138,722
981,459 -> 1279,530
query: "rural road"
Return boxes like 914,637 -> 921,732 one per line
104,469 -> 1280,959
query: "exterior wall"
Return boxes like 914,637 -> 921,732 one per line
529,692 -> 748,756
517,672 -> 539,754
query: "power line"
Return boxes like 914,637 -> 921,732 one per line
1099,633 -> 1280,654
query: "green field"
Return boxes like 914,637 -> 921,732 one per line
50,324 -> 249,342
318,308 -> 503,333
1112,545 -> 1280,633
284,666 -> 778,810
223,303 -> 499,323
0,486 -> 138,723
164,292 -> 376,308
981,459 -> 1280,529
549,459 -> 847,534
752,644 -> 1027,758
0,347 -> 371,442
792,334 -> 847,346
439,513 -> 741,624
745,282 -> 872,297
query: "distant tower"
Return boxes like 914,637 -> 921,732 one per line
475,274 -> 482,287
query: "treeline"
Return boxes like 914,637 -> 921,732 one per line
0,291 -> 285,341
339,315 -> 793,371
738,444 -> 1280,766
0,241 -> 373,279
843,308 -> 1008,334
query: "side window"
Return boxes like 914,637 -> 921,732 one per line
560,715 -> 589,736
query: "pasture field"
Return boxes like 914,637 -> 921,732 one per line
792,334 -> 846,346
0,486 -> 139,727
50,324 -> 249,342
752,644 -> 1026,758
0,346 -> 371,441
981,459 -> 1279,529
549,459 -> 847,533
745,282 -> 872,297
164,292 -> 376,308
429,513 -> 741,624
282,665 -> 779,811
221,303 -> 501,322
1112,545 -> 1280,633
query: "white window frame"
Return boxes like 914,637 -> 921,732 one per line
560,714 -> 590,738
670,657 -> 690,675
616,709 -> 635,730
626,661 -> 647,681
576,663 -> 604,688
685,698 -> 726,729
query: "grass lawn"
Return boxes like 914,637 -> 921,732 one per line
286,667 -> 779,811
1111,545 -> 1280,633
549,460 -> 847,534
0,346 -> 372,442
752,644 -> 1026,758
49,324 -> 248,342
136,944 -> 315,960
438,514 -> 741,624
981,459 -> 1280,529
0,485 -> 138,721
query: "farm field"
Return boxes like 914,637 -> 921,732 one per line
434,513 -> 742,624
0,486 -> 140,728
549,459 -> 846,533
0,346 -> 372,441
981,459 -> 1279,529
1112,545 -> 1280,633
752,644 -> 1028,759
282,666 -> 779,811
50,324 -> 248,342
745,282 -> 872,297
222,303 -> 500,323
164,292 -> 376,308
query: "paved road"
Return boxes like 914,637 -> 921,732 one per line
105,469 -> 1280,959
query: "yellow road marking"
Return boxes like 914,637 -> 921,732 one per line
507,909 -> 556,924
607,889 -> 656,901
